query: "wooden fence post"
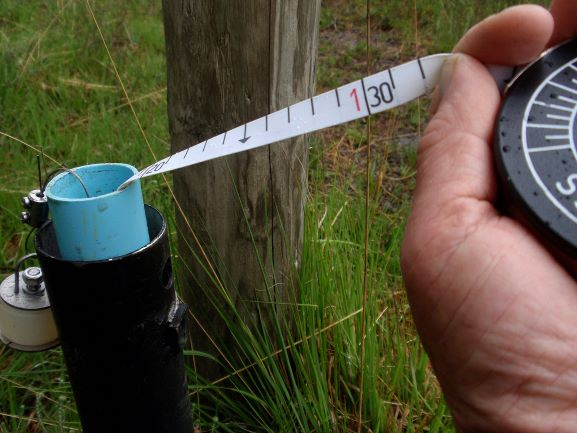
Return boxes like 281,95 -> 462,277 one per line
162,0 -> 321,379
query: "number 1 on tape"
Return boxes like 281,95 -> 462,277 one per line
120,53 -> 451,189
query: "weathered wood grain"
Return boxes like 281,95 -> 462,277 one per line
162,0 -> 320,379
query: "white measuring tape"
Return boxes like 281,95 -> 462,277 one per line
119,54 -> 514,189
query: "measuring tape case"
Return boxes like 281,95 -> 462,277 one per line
495,38 -> 577,259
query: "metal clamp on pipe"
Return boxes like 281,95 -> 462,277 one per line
20,189 -> 49,228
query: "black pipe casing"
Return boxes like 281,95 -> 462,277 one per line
35,206 -> 193,433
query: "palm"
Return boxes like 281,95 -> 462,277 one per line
404,194 -> 577,430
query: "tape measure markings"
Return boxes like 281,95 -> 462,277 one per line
417,58 -> 426,79
493,38 -> 577,258
121,53 -> 515,190
529,144 -> 572,153
546,113 -> 571,121
550,81 -> 577,96
526,124 -> 567,129
534,100 -> 572,112
359,79 -> 371,114
521,55 -> 577,222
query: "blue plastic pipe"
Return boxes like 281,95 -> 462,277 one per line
45,163 -> 149,261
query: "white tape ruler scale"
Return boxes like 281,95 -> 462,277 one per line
119,38 -> 577,256
120,53 -> 458,189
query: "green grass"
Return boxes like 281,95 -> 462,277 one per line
0,1 -> 546,431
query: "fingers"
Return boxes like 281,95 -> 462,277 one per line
549,0 -> 577,46
454,5 -> 554,65
413,5 -> 555,212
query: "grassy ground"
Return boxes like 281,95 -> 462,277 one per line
0,1 -> 545,432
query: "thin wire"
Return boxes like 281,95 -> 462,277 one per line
41,168 -> 63,193
84,0 -> 158,163
357,0 -> 371,431
36,155 -> 43,192
41,146 -> 48,195
24,227 -> 36,253
0,131 -> 63,168
41,168 -> 90,198
17,0 -> 71,82
64,168 -> 91,197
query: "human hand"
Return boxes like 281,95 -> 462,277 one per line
401,2 -> 577,432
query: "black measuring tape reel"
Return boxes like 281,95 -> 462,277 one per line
496,38 -> 577,256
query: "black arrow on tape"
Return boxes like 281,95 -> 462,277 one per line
239,124 -> 251,144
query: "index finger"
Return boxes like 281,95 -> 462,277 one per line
454,5 -> 553,65
549,0 -> 577,46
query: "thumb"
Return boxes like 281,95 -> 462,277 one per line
402,54 -> 502,291
414,53 -> 501,213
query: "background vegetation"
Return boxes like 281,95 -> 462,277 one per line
0,1 -> 546,431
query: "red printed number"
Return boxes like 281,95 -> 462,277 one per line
350,88 -> 361,112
